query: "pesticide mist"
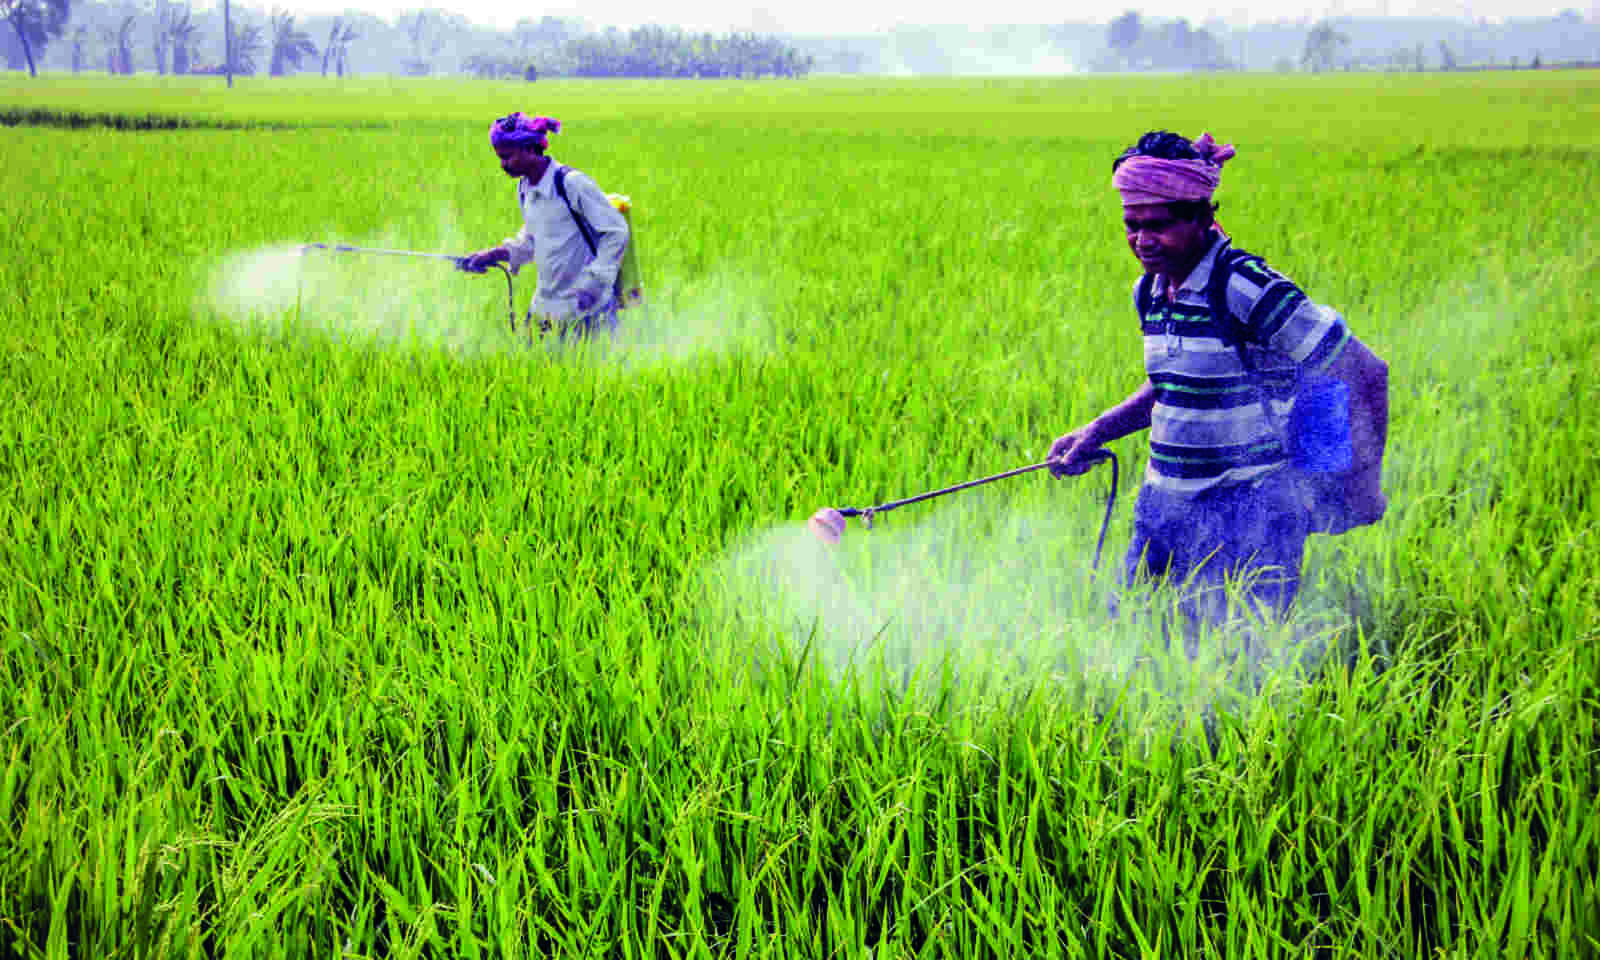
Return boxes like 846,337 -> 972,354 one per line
201,241 -> 774,368
698,488 -> 1359,722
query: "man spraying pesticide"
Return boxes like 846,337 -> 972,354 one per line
463,113 -> 640,341
1047,130 -> 1389,651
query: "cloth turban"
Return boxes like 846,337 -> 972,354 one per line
490,112 -> 561,150
1113,132 -> 1236,206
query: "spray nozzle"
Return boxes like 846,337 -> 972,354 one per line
808,508 -> 848,544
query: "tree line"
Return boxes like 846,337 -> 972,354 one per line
6,0 -> 1593,78
1092,8 -> 1596,74
467,24 -> 812,79
2,1 -> 812,78
1097,11 -> 1232,71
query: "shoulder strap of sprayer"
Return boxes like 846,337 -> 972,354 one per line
1206,241 -> 1256,368
1134,240 -> 1275,372
1211,242 -> 1305,444
1137,241 -> 1294,418
552,165 -> 599,257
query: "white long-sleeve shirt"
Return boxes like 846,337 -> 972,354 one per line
502,159 -> 629,319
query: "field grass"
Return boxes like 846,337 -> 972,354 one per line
1,71 -> 1597,957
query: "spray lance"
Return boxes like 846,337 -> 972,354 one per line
809,450 -> 1120,571
297,243 -> 525,334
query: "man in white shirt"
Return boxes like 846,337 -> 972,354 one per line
465,113 -> 630,340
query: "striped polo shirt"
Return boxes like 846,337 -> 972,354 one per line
1138,232 -> 1350,495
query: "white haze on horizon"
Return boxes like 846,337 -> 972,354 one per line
194,0 -> 1592,35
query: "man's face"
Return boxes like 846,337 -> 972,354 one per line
1123,203 -> 1211,278
495,144 -> 545,179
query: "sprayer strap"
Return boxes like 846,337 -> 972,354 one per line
552,165 -> 599,257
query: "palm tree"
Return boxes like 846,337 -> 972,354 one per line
152,0 -> 173,73
2,0 -> 70,77
169,8 -> 198,74
320,17 -> 356,76
1301,20 -> 1349,73
227,19 -> 262,75
267,9 -> 315,76
150,1 -> 196,74
334,23 -> 356,75
100,14 -> 135,74
401,10 -> 444,76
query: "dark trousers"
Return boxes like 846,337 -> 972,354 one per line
1122,469 -> 1310,654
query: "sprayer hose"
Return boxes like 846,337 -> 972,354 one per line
490,263 -> 516,333
1091,452 -> 1118,572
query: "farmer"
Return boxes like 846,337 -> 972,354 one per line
1047,130 -> 1388,646
464,113 -> 629,340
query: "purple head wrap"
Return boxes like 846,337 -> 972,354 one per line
1113,132 -> 1236,206
490,112 -> 561,150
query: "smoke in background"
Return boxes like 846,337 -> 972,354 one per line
696,486 -> 1361,724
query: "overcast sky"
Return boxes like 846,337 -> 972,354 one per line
241,0 -> 1598,33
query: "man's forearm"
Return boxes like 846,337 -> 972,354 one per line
1088,382 -> 1157,446
501,232 -> 534,272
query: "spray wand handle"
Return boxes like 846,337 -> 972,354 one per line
840,450 -> 1111,518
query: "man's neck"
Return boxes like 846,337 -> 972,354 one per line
1166,228 -> 1220,291
526,154 -> 553,183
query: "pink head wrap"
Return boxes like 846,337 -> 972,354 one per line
1112,133 -> 1236,207
490,112 -> 561,150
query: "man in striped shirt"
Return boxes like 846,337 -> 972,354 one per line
1048,131 -> 1388,643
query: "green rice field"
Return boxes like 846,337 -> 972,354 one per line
1,71 -> 1597,957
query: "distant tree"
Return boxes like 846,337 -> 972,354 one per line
1415,41 -> 1424,71
169,7 -> 199,74
267,9 -> 315,75
227,19 -> 262,75
1169,17 -> 1191,51
512,15 -> 580,75
152,0 -> 169,73
559,24 -> 809,78
400,10 -> 445,75
151,0 -> 194,74
319,17 -> 334,73
1301,20 -> 1349,72
2,0 -> 69,76
69,22 -> 85,71
1437,40 -> 1457,70
1091,14 -> 1227,72
320,18 -> 356,76
462,50 -> 516,77
513,15 -> 576,55
101,14 -> 135,74
335,31 -> 355,74
1107,10 -> 1141,52
1386,43 -> 1427,71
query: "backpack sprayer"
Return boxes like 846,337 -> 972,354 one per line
809,450 -> 1120,571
